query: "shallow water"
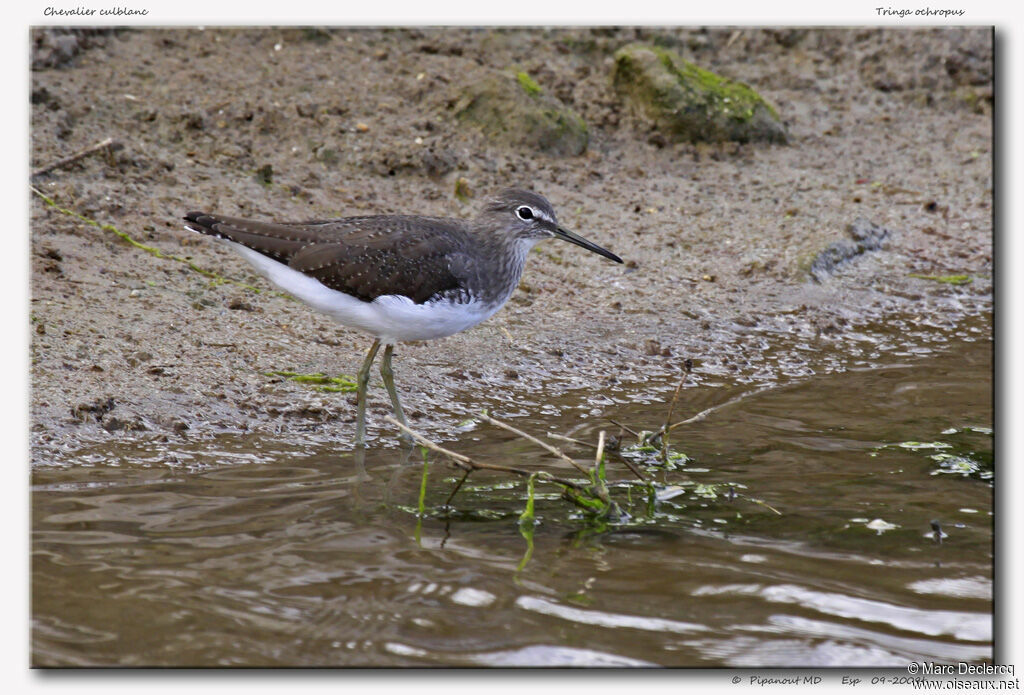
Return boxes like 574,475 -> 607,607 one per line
31,319 -> 992,667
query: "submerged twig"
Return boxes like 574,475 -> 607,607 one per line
443,469 -> 471,508
31,137 -> 119,179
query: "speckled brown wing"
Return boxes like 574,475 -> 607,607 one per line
184,212 -> 471,304
184,212 -> 317,263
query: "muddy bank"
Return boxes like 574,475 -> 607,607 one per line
29,27 -> 992,463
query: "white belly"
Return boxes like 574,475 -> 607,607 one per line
224,240 -> 502,344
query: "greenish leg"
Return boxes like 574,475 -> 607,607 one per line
380,343 -> 412,442
355,339 -> 382,449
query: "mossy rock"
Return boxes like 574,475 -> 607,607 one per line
612,43 -> 787,144
454,72 -> 588,156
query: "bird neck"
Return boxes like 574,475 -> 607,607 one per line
471,233 -> 536,306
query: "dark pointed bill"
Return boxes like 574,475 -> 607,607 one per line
553,226 -> 623,264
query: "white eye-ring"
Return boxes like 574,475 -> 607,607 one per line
515,206 -> 535,221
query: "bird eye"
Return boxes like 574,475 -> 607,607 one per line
515,206 -> 535,221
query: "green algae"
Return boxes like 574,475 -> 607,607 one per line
909,273 -> 973,285
516,71 -> 542,96
31,187 -> 263,293
265,370 -> 357,393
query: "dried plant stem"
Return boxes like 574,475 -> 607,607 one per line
749,498 -> 782,516
547,432 -> 647,482
478,412 -> 590,477
383,416 -> 586,492
606,418 -> 641,438
617,456 -> 647,482
666,384 -> 774,433
31,138 -> 118,178
661,372 -> 688,462
546,432 -> 595,449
